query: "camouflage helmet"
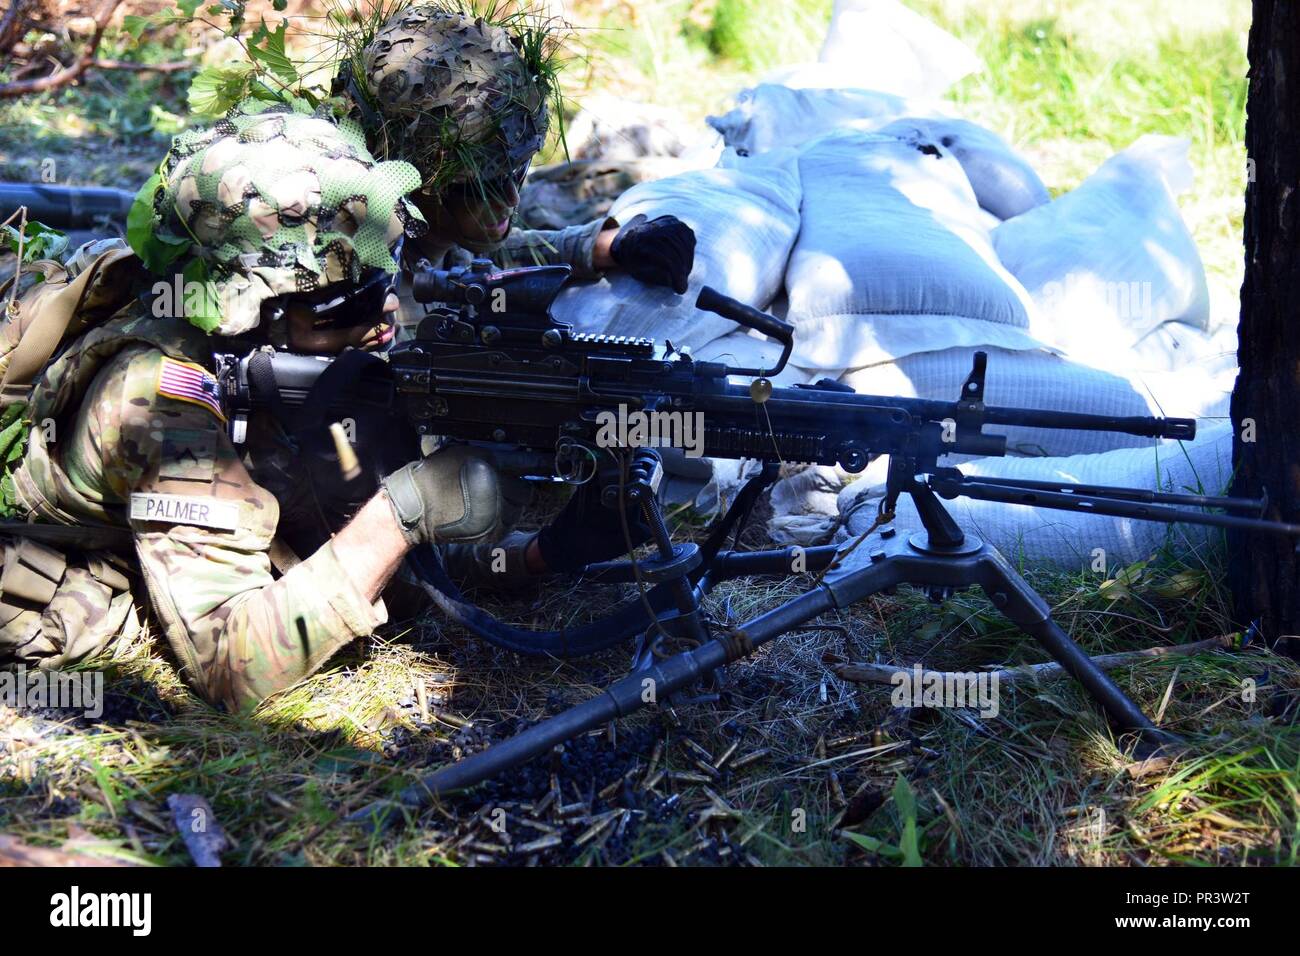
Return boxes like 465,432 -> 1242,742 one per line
352,4 -> 551,193
137,99 -> 426,336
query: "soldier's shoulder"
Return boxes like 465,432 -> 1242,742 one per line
94,347 -> 225,426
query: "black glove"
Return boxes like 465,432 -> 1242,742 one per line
609,213 -> 696,294
535,477 -> 654,574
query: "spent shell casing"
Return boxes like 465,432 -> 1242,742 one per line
731,748 -> 771,770
829,769 -> 847,806
329,422 -> 361,481
669,771 -> 713,785
683,738 -> 714,763
532,790 -> 556,817
432,709 -> 472,729
413,681 -> 430,724
693,759 -> 721,779
598,778 -> 623,801
644,741 -> 664,781
713,740 -> 740,771
575,811 -> 620,846
515,834 -> 562,854
517,817 -> 560,835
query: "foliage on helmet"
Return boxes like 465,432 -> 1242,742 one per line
336,2 -> 568,196
127,98 -> 426,335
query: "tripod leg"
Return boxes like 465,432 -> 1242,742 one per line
977,555 -> 1178,746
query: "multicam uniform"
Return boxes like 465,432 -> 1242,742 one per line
0,101 -> 427,711
5,308 -> 385,710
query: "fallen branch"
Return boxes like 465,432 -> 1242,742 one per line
832,635 -> 1237,685
0,834 -> 135,867
0,0 -> 123,98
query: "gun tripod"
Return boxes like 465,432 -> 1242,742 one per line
359,452 -> 1196,824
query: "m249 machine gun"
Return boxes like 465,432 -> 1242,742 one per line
213,259 -> 1300,825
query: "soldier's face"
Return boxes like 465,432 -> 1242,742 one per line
417,182 -> 518,247
284,291 -> 400,354
416,159 -> 531,247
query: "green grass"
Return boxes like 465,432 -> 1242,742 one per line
1,0 -> 1289,868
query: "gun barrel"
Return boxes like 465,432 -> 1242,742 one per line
890,396 -> 1195,441
0,182 -> 136,229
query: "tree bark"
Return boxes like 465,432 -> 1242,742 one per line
1230,0 -> 1300,643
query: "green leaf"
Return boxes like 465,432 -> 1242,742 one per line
126,174 -> 162,264
3,220 -> 68,262
187,61 -> 255,118
893,774 -> 923,867
175,0 -> 203,16
122,14 -> 153,40
127,175 -> 190,274
272,0 -> 286,10
248,19 -> 298,84
181,258 -> 222,332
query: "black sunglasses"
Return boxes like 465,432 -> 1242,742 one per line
263,267 -> 400,331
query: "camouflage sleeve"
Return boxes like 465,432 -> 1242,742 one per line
63,346 -> 387,711
496,217 -> 616,279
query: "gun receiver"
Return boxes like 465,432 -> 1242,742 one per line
367,261 -> 1193,477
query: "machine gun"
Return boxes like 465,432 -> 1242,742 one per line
214,259 -> 1300,825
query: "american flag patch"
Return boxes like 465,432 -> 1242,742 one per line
156,357 -> 226,422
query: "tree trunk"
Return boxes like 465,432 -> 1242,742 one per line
1229,0 -> 1300,643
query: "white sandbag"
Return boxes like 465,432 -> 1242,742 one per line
836,423 -> 1233,570
767,0 -> 983,99
549,149 -> 802,353
707,85 -> 930,157
841,346 -> 1158,459
992,135 -> 1212,367
878,117 -> 1049,220
785,128 -> 1044,370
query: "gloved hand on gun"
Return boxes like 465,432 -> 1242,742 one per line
593,214 -> 696,294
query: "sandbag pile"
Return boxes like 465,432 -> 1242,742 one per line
545,0 -> 1231,569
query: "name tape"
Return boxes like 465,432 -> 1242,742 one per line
129,493 -> 240,531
